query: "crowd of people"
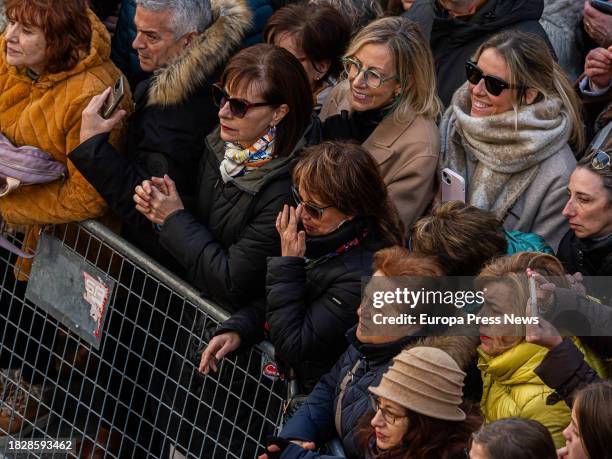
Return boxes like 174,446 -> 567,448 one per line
0,0 -> 611,457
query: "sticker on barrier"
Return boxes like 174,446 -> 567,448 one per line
24,231 -> 114,349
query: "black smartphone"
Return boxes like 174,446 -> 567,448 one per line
591,0 -> 612,15
100,76 -> 125,120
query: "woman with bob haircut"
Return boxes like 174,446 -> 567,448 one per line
558,381 -> 612,459
0,0 -> 131,258
133,44 -> 313,310
199,141 -> 404,392
316,16 -> 442,229
264,3 -> 351,113
440,30 -> 585,251
475,252 -> 607,448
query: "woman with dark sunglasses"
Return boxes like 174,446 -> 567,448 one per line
557,142 -> 612,298
440,30 -> 585,252
200,141 -> 404,393
132,44 -> 313,310
313,16 -> 442,230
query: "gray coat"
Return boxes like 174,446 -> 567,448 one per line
462,142 -> 574,251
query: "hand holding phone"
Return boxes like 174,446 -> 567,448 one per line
99,76 -> 125,120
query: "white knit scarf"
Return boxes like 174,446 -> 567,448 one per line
440,83 -> 571,220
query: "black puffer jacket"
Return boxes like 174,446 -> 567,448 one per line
280,328 -> 478,459
404,0 -> 553,107
217,219 -> 388,392
159,127 -> 304,310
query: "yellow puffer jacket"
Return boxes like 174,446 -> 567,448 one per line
0,10 -> 131,226
478,338 -> 607,448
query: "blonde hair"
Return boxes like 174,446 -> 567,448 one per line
345,17 -> 442,121
473,31 -> 585,153
475,252 -> 569,353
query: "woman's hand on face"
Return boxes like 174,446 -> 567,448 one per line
584,47 -> 612,91
134,175 -> 184,225
276,204 -> 306,257
557,446 -> 568,459
79,87 -> 126,144
198,332 -> 241,374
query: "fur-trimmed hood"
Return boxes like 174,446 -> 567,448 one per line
404,335 -> 479,371
147,0 -> 252,107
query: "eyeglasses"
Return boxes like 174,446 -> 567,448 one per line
342,57 -> 399,89
590,150 -> 610,170
465,61 -> 523,97
369,394 -> 408,425
291,186 -> 332,220
212,83 -> 272,118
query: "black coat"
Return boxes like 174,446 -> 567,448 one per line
404,0 -> 553,107
217,219 -> 387,392
557,229 -> 612,303
536,288 -> 612,407
158,128 -> 303,310
69,77 -> 218,274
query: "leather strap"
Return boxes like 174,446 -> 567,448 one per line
334,360 -> 361,437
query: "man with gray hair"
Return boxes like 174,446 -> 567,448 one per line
68,0 -> 252,273
404,0 -> 553,106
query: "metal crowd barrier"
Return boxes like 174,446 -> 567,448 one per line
0,221 -> 286,458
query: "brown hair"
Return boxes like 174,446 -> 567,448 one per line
411,201 -> 507,276
473,31 -> 585,153
263,3 -> 351,82
471,417 -> 557,459
476,252 -> 569,352
357,401 -> 482,458
372,247 -> 444,277
293,141 -> 405,246
6,0 -> 92,74
574,381 -> 612,459
220,44 -> 314,158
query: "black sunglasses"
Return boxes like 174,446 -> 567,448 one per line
291,186 -> 332,220
212,83 -> 272,118
465,61 -> 523,97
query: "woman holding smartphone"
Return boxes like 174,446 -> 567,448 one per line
133,44 -> 313,311
440,30 -> 584,251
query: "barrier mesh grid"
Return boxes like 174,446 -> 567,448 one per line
0,222 -> 285,458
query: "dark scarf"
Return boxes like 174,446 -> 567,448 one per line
321,107 -> 387,144
303,218 -> 368,269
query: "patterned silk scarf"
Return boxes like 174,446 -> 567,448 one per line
219,126 -> 276,183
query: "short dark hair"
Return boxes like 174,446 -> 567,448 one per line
411,201 -> 507,275
220,44 -> 313,158
575,381 -> 612,459
6,0 -> 92,74
471,418 -> 557,459
263,3 -> 350,81
292,141 -> 405,246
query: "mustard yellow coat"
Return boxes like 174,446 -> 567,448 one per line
0,10 -> 131,226
478,339 -> 607,448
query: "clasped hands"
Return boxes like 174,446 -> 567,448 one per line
134,174 -> 184,225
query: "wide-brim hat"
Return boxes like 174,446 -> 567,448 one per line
369,346 -> 466,421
